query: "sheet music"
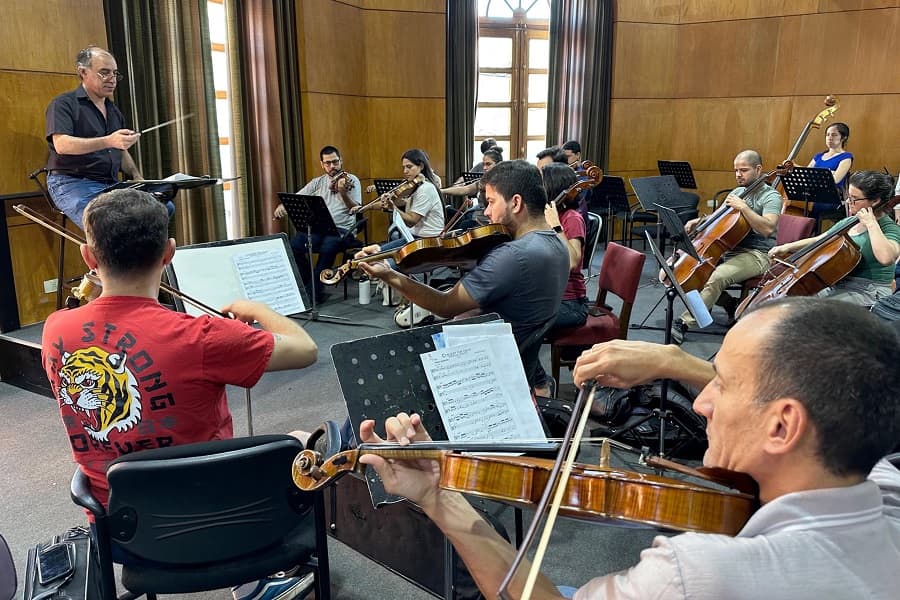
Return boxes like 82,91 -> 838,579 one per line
420,335 -> 545,443
392,209 -> 415,242
233,249 -> 305,315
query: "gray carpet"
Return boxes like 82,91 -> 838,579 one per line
0,244 -> 727,599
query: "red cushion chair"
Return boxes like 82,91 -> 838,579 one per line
549,242 -> 647,385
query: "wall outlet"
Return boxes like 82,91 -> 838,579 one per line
43,279 -> 58,294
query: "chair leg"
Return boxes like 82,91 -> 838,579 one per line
56,215 -> 67,310
313,492 -> 331,600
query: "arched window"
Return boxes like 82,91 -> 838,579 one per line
475,0 -> 552,162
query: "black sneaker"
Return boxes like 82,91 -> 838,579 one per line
720,294 -> 738,326
670,320 -> 688,345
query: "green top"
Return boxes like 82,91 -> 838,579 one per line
825,214 -> 900,282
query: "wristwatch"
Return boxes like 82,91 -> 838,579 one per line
552,225 -> 564,233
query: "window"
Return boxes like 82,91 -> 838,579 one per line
207,0 -> 236,238
475,0 -> 551,163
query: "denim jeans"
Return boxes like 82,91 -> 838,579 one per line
290,229 -> 350,296
533,297 -> 590,389
47,174 -> 175,229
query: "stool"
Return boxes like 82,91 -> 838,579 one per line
29,168 -> 67,310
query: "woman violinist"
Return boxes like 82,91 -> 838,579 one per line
356,148 -> 445,253
769,171 -> 900,307
792,122 -> 853,218
532,163 -> 589,397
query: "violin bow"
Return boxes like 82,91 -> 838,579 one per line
497,382 -> 599,600
13,204 -> 227,318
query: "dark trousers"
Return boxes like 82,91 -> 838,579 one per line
290,230 -> 348,296
533,297 -> 590,389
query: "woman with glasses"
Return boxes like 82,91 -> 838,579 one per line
769,171 -> 900,306
45,46 -> 151,229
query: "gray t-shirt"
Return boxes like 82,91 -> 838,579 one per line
732,182 -> 782,251
461,230 -> 569,379
297,173 -> 362,231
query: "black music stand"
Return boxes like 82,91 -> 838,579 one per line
657,160 -> 698,190
277,192 -> 350,324
612,232 -> 710,457
461,172 -> 482,184
630,175 -> 692,254
589,175 -> 629,246
373,179 -> 405,196
780,167 -> 842,217
99,175 -> 226,203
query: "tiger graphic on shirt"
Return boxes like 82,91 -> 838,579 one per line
56,346 -> 142,442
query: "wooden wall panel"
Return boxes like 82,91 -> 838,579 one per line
679,0 -> 817,22
611,23 -> 678,99
357,0 -> 444,11
300,93 -> 370,181
0,0 -> 107,72
363,11 -> 445,98
0,72 -> 79,195
817,0 -> 899,11
366,98 -> 445,176
299,0 -> 366,96
615,0 -> 682,23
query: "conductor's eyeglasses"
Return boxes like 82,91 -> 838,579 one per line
95,69 -> 124,82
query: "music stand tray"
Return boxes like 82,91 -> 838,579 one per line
277,193 -> 339,236
657,160 -> 698,189
780,167 -> 842,215
373,179 -> 405,196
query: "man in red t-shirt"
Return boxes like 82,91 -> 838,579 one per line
41,189 -> 318,600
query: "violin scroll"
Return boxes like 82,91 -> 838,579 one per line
292,448 -> 362,492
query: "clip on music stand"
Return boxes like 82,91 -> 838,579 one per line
277,192 -> 350,324
332,313 -> 517,600
780,167 -> 842,216
657,160 -> 698,189
613,232 -> 711,457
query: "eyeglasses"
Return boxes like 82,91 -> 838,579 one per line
322,159 -> 341,166
845,195 -> 870,205
95,69 -> 124,82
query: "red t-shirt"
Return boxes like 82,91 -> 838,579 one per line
561,209 -> 587,300
41,296 -> 274,509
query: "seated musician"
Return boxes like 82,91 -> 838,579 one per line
790,122 -> 853,218
770,171 -> 900,307
357,148 -> 445,253
41,189 -> 319,600
561,140 -> 583,168
533,163 -> 589,397
536,145 -> 568,171
470,137 -> 498,174
440,146 -> 503,231
359,160 -> 569,389
359,297 -> 900,599
273,145 -> 361,300
44,46 -> 150,229
672,149 -> 781,343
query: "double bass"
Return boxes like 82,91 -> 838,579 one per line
672,162 -> 794,293
737,195 -> 900,317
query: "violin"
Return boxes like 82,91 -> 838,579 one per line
292,439 -> 758,535
672,161 -> 794,293
329,170 -> 356,194
737,194 -> 900,318
319,223 -> 511,285
355,174 -> 426,214
554,166 -> 603,210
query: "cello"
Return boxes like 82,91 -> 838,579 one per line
737,195 -> 900,317
672,161 -> 794,293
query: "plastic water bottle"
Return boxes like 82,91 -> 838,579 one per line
358,278 -> 371,305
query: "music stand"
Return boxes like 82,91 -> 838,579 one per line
462,172 -> 482,184
612,232 -> 711,457
588,175 -> 629,245
657,160 -> 698,189
277,192 -> 349,324
99,175 -> 227,203
373,179 -> 404,196
629,175 -> 692,254
780,167 -> 842,216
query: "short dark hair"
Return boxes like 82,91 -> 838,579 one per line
482,159 -> 547,217
848,170 -> 894,206
536,146 -> 560,160
83,189 -> 169,278
320,146 -> 341,160
751,297 -> 900,477
827,122 -> 850,145
480,138 -> 497,153
562,140 -> 581,154
482,146 -> 503,164
542,163 -> 577,209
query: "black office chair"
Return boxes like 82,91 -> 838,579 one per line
29,167 -> 69,310
71,435 -> 329,600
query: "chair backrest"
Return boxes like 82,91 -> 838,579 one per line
595,242 -> 647,338
105,435 -> 315,565
583,212 -> 602,273
0,534 -> 14,600
775,214 -> 816,245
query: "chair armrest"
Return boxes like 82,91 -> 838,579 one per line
70,468 -> 106,519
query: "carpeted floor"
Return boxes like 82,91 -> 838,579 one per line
0,244 -> 728,599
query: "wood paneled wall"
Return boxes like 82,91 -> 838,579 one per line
610,0 -> 900,210
0,0 -> 107,326
295,0 -> 446,238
